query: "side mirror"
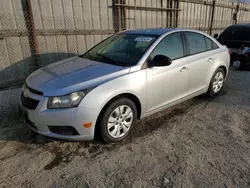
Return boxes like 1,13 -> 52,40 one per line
149,55 -> 172,67
213,33 -> 219,39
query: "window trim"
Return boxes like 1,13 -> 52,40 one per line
180,32 -> 188,57
204,36 -> 219,51
183,31 -> 219,57
148,31 -> 186,61
181,31 -> 189,56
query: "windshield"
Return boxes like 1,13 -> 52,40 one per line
219,26 -> 250,41
81,34 -> 157,66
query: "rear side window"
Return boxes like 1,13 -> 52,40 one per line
205,37 -> 219,50
185,32 -> 207,55
150,32 -> 184,60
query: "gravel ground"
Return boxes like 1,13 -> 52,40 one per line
0,69 -> 250,188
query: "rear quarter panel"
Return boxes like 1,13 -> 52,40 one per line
205,46 -> 230,88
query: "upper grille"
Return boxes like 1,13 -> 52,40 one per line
26,83 -> 43,95
21,92 -> 39,110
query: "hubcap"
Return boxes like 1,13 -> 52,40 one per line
213,71 -> 224,93
107,105 -> 133,138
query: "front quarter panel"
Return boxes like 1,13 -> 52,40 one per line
79,69 -> 147,119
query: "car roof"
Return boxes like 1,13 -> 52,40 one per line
229,23 -> 250,28
121,28 -> 175,36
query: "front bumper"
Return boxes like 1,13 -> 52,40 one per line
19,90 -> 100,141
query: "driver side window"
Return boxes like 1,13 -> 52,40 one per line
150,32 -> 184,60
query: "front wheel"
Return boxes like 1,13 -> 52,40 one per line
207,68 -> 225,97
100,97 -> 137,143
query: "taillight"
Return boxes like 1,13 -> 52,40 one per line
228,49 -> 231,55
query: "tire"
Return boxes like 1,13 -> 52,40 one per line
207,68 -> 225,97
100,97 -> 137,143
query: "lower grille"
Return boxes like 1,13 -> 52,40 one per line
48,126 -> 79,136
21,92 -> 39,110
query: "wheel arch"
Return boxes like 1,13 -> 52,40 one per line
209,65 -> 228,84
94,93 -> 142,138
218,65 -> 228,77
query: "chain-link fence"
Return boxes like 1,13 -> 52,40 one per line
1,0 -> 250,88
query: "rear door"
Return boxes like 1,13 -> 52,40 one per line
183,32 -> 219,95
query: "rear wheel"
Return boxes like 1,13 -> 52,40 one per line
208,68 -> 225,97
100,97 -> 137,143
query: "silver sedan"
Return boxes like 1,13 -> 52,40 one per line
20,28 -> 230,143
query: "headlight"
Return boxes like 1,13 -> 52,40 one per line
47,91 -> 85,109
22,82 -> 29,97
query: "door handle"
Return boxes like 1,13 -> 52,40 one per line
180,66 -> 188,72
207,57 -> 214,62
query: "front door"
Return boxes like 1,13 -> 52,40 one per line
146,32 -> 189,112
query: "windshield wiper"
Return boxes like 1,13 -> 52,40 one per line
79,52 -> 94,61
96,53 -> 125,66
84,52 -> 93,59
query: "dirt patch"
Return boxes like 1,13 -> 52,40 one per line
0,69 -> 250,187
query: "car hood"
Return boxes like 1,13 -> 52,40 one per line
26,56 -> 130,96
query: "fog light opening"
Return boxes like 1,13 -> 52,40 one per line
48,126 -> 79,136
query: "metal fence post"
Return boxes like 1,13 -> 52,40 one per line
114,0 -> 127,31
134,0 -> 136,29
233,3 -> 239,25
123,0 -> 127,30
209,0 -> 216,35
114,0 -> 121,32
175,0 -> 179,28
25,0 -> 39,68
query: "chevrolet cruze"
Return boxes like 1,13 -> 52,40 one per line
20,28 -> 230,143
